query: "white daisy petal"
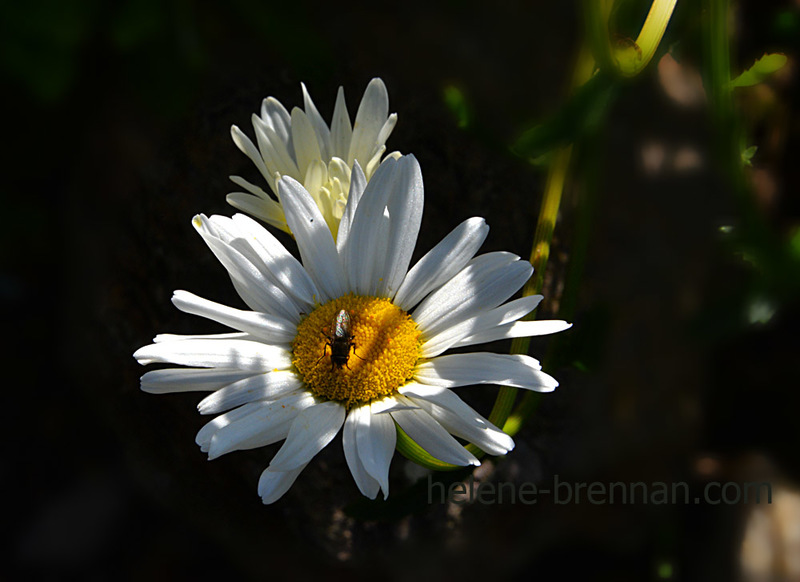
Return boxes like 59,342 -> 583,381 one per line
454,320 -> 573,349
195,401 -> 266,452
252,117 -> 300,178
343,407 -> 381,499
420,295 -> 544,357
290,108 -> 323,178
171,290 -> 296,344
133,339 -> 292,371
374,114 -> 398,158
393,217 -> 489,310
375,155 -> 424,299
229,175 -> 272,200
342,157 -> 397,293
153,332 -> 250,343
360,403 -> 396,497
413,252 -> 533,337
329,87 -> 352,160
301,82 -> 331,161
197,371 -> 304,415
400,384 -> 514,456
207,391 -> 316,460
268,401 -> 347,471
336,160 -> 366,255
390,398 -> 479,466
230,214 -> 321,309
230,125 -> 271,183
140,368 -> 255,394
260,97 -> 293,150
278,177 -> 346,301
258,463 -> 308,504
192,214 -> 300,320
415,353 -> 558,392
348,78 -> 390,168
226,192 -> 288,233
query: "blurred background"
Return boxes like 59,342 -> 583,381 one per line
5,0 -> 800,579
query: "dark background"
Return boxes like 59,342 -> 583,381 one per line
5,0 -> 800,579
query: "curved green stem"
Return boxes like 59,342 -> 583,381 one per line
588,0 -> 678,77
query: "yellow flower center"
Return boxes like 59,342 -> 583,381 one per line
292,294 -> 421,407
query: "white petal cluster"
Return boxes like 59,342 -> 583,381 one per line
135,155 -> 571,504
227,78 -> 399,236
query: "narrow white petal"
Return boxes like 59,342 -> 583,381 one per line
230,125 -> 271,183
260,96 -> 293,151
207,214 -> 309,316
196,401 -> 265,452
364,146 -> 387,179
420,295 -> 544,358
230,214 -> 321,309
394,217 -> 489,311
268,401 -> 346,471
343,407 -> 381,499
374,155 -> 424,299
258,463 -> 308,504
192,214 -> 300,319
290,108 -> 322,178
207,391 -> 315,460
400,384 -> 514,456
153,332 -> 249,343
375,114 -> 398,153
342,157 -> 397,294
390,397 -> 479,466
133,339 -> 292,371
454,320 -> 573,349
171,290 -> 297,344
414,353 -> 558,392
360,403 -> 396,497
140,368 -> 255,394
301,82 -> 331,161
329,87 -> 352,160
229,175 -> 273,200
336,160 -> 366,254
252,117 -> 300,178
348,78 -> 390,167
207,235 -> 299,319
278,177 -> 346,301
412,252 -> 532,337
197,371 -> 304,415
226,193 -> 288,233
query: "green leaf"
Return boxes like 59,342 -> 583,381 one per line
512,72 -> 618,159
741,145 -> 757,166
730,53 -> 788,88
442,85 -> 471,129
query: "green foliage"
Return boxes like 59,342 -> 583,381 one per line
442,85 -> 472,129
730,53 -> 788,88
741,145 -> 757,166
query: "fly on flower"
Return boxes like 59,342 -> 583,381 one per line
320,309 -> 358,370
134,155 -> 571,504
227,78 -> 400,237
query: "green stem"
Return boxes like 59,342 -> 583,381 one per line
588,0 -> 678,77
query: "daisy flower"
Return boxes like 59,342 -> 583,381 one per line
134,155 -> 571,504
227,77 -> 399,236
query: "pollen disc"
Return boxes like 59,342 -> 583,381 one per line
292,294 -> 421,407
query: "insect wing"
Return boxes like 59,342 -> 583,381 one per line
333,309 -> 351,339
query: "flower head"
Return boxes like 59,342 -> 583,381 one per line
134,155 -> 571,503
227,78 -> 399,236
